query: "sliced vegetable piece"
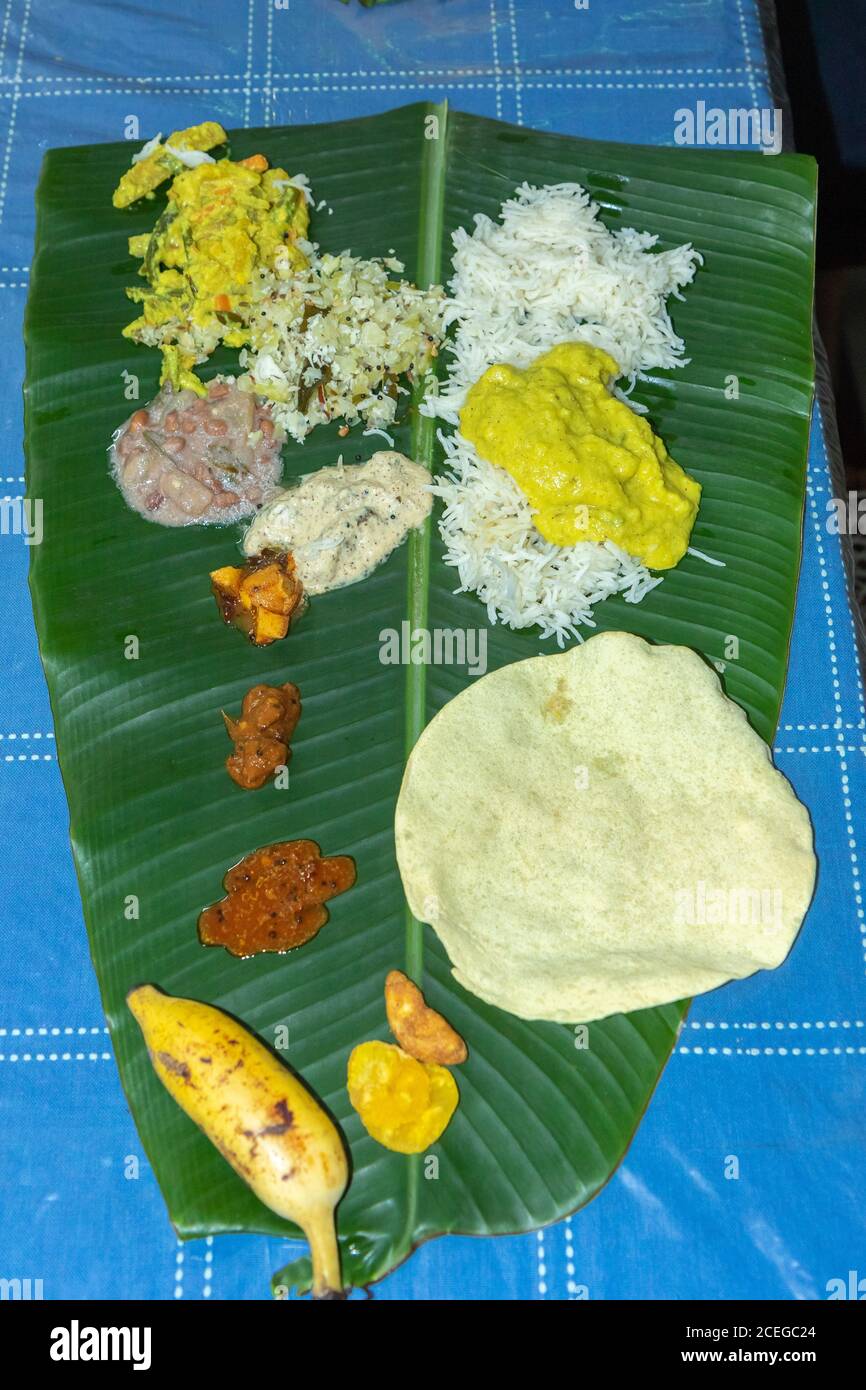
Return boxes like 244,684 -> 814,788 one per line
211,551 -> 305,645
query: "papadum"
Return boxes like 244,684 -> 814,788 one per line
395,632 -> 816,1023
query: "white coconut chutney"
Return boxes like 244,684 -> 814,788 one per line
242,451 -> 432,594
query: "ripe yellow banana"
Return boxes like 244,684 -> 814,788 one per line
127,984 -> 349,1298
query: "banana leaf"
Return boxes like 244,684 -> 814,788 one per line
24,104 -> 816,1295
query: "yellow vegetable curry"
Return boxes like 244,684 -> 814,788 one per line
121,146 -> 309,393
112,121 -> 227,209
459,341 -> 700,570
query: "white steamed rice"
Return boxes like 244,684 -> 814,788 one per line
431,430 -> 662,645
423,182 -> 702,640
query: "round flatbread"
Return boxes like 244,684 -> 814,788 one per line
395,631 -> 816,1023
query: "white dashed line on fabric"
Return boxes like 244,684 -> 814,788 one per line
774,745 -> 866,755
506,1 -> 523,124
0,85 -> 248,100
489,0 -> 503,121
0,65 -> 760,85
271,81 -> 502,94
535,1228 -> 547,1299
0,733 -> 54,745
0,1052 -> 113,1061
243,0 -> 255,129
0,1 -> 13,83
564,1218 -> 580,1299
0,0 -> 31,231
520,79 -> 754,92
203,1236 -> 214,1299
678,1045 -> 866,1056
806,448 -> 843,723
0,78 -> 768,100
0,1026 -> 108,1036
687,1020 -> 865,1030
264,0 -> 274,128
735,0 -> 760,109
780,722 -> 865,732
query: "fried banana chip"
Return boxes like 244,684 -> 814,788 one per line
347,1041 -> 458,1154
384,970 -> 467,1065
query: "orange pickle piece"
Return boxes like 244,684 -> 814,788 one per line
211,550 -> 306,645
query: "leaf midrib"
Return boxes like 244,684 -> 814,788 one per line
400,99 -> 449,1251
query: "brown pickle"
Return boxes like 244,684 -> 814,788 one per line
198,840 -> 356,957
223,682 -> 301,790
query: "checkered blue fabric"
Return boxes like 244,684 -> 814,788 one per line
2,0 -> 864,1301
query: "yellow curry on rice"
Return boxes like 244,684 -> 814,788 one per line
459,341 -> 701,570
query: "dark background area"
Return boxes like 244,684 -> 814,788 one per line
777,0 -> 866,607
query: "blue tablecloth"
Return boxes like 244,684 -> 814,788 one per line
2,0 -> 864,1302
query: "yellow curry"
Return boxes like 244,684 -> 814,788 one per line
112,121 -> 227,208
459,341 -> 700,570
120,141 -> 309,393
